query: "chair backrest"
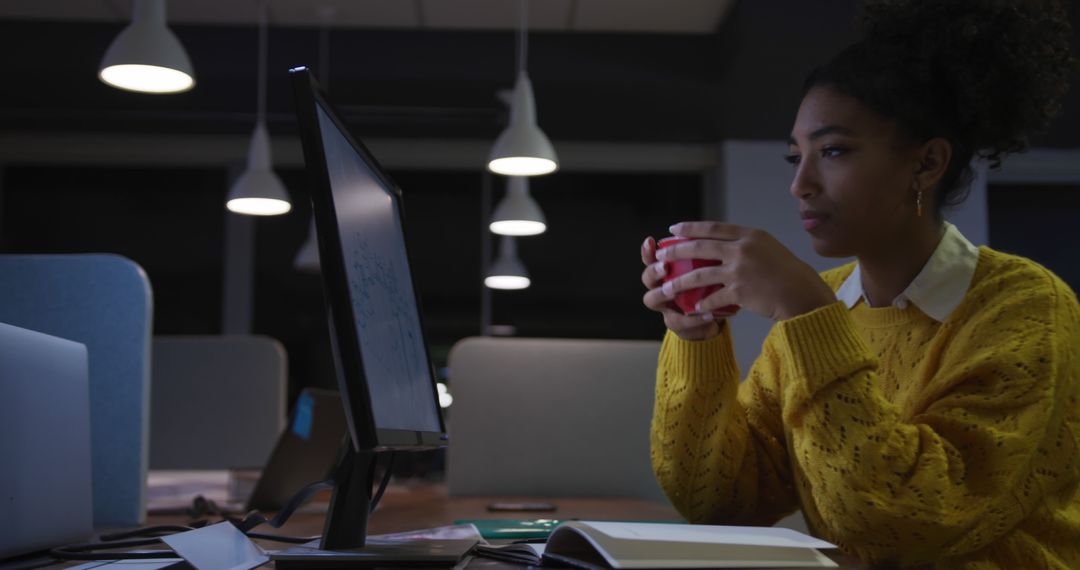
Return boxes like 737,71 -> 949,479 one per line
150,335 -> 287,470
0,254 -> 152,527
446,337 -> 667,503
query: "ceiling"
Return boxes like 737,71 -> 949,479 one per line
0,0 -> 735,33
2,1 -> 1077,148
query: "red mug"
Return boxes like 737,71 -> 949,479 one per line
658,236 -> 740,316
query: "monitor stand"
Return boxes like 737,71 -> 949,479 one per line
321,443 -> 375,550
272,444 -> 477,568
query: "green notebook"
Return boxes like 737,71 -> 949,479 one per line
453,519 -> 562,540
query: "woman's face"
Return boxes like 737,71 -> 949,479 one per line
787,86 -> 922,258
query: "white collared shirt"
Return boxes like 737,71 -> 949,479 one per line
834,222 -> 981,322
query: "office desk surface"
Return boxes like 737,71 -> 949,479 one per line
365,482 -> 685,534
149,481 -> 687,538
41,483 -> 863,569
192,483 -> 860,568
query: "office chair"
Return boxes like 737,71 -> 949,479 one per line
150,335 -> 287,470
446,336 -> 668,503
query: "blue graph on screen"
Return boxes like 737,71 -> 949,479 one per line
317,105 -> 441,433
347,234 -> 424,385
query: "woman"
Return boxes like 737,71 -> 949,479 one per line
641,1 -> 1079,567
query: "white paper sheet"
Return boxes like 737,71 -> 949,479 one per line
161,522 -> 269,570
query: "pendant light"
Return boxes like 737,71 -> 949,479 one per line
487,0 -> 558,177
294,219 -> 320,272
99,0 -> 195,94
226,0 -> 292,216
485,236 -> 531,290
294,7 -> 336,273
490,177 -> 546,236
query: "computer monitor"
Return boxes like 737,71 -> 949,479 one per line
288,67 -> 458,559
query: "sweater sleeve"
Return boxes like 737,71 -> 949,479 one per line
650,321 -> 799,525
775,279 -> 1080,565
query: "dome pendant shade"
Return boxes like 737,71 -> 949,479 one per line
490,177 -> 546,236
226,122 -> 292,216
294,217 -> 321,272
485,236 -> 531,290
99,0 -> 195,94
487,72 -> 558,176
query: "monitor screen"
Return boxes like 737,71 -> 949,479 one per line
315,105 -> 442,435
292,67 -> 446,451
287,67 -> 468,558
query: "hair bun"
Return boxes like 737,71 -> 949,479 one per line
856,0 -> 1075,160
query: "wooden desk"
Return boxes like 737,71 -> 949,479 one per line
37,483 -> 858,569
152,483 -> 861,569
143,482 -> 684,540
361,483 -> 684,534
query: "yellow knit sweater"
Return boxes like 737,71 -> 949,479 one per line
651,247 -> 1080,568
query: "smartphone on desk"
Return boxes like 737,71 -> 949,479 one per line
486,502 -> 557,512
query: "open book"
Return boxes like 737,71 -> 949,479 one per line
475,521 -> 838,569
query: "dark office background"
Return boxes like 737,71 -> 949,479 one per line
1,0 -> 1079,403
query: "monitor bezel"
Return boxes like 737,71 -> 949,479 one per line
290,66 -> 448,451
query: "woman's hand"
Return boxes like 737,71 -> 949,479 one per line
656,222 -> 836,322
641,236 -> 732,341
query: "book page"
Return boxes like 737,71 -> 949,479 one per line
583,521 -> 836,549
549,521 -> 838,569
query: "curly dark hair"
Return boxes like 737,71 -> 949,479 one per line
804,0 -> 1075,212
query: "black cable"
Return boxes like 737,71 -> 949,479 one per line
245,531 -> 320,544
370,451 -> 397,514
50,522 -> 214,560
50,478 -> 334,561
99,524 -> 207,541
50,537 -> 181,561
50,452 -> 399,561
237,451 -> 395,530
235,479 -> 335,532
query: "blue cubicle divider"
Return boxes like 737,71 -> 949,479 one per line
0,254 -> 153,528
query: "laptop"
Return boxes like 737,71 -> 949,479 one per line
245,388 -> 348,511
146,388 -> 347,516
0,322 -> 94,559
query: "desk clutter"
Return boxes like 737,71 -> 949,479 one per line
50,519 -> 838,570
9,457 -> 848,570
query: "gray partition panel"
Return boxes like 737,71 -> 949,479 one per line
446,337 -> 668,503
150,335 -> 287,470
